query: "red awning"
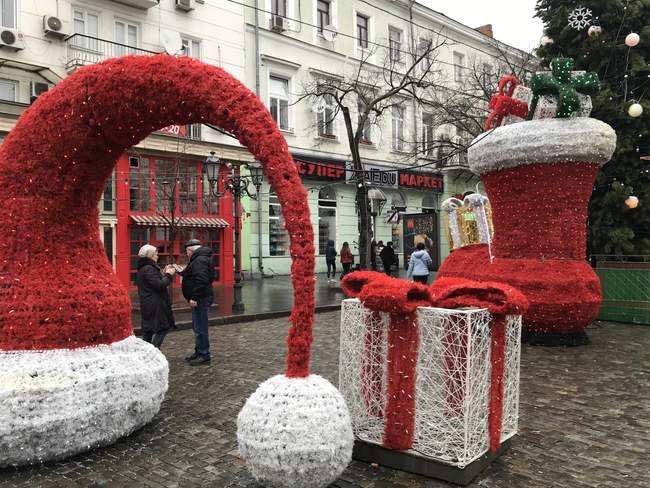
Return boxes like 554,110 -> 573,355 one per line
130,215 -> 229,228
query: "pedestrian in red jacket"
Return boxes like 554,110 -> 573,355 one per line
340,242 -> 354,278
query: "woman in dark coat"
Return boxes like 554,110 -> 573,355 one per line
136,244 -> 176,349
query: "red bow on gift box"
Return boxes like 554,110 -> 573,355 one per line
341,272 -> 528,453
484,75 -> 529,131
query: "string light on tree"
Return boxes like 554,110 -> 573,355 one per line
628,102 -> 643,118
625,32 -> 640,47
625,196 -> 639,209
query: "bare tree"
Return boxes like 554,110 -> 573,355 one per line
299,22 -> 448,268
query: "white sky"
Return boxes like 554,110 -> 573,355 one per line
418,0 -> 544,52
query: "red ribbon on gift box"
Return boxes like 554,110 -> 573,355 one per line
342,272 -> 529,453
484,75 -> 529,131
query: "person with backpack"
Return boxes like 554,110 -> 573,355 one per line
407,242 -> 434,284
340,242 -> 354,278
179,239 -> 214,365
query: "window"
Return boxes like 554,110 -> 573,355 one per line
202,171 -> 219,214
453,51 -> 465,82
421,113 -> 434,157
272,0 -> 286,17
186,123 -> 201,140
422,194 -> 436,214
181,38 -> 201,59
102,227 -> 114,267
73,9 -> 99,50
154,159 -> 175,214
130,157 -> 151,211
1,0 -> 15,28
269,191 -> 289,256
389,28 -> 402,63
318,93 -> 336,137
437,132 -> 453,163
318,187 -> 337,255
269,76 -> 290,131
179,229 -> 221,280
391,105 -> 405,151
455,125 -> 470,165
102,170 -> 115,213
0,79 -> 17,102
358,99 -> 371,143
317,0 -> 330,33
418,38 -> 433,74
179,163 -> 198,214
115,20 -> 138,56
129,226 -> 150,284
357,14 -> 368,49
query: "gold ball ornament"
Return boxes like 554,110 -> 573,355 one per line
625,33 -> 640,47
625,196 -> 639,209
628,103 -> 643,118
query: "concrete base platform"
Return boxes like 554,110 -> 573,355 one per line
352,439 -> 511,486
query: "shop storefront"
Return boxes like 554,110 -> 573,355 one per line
113,151 -> 235,289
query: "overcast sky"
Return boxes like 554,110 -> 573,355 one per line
419,0 -> 545,52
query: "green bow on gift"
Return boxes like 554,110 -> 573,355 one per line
528,58 -> 601,119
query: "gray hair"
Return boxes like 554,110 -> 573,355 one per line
186,245 -> 201,253
138,244 -> 158,259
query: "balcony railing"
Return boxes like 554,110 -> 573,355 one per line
66,34 -> 161,71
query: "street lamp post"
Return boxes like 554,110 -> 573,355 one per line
204,151 -> 263,313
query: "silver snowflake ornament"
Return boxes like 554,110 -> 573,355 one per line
568,7 -> 593,30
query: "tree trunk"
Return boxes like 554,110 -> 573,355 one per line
342,107 -> 372,269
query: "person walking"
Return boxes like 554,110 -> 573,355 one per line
407,242 -> 434,284
380,241 -> 396,277
135,244 -> 176,349
340,242 -> 354,278
370,240 -> 377,271
325,239 -> 337,281
180,239 -> 214,365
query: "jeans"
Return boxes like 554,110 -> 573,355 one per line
326,260 -> 336,278
143,330 -> 168,349
192,296 -> 213,358
413,274 -> 429,285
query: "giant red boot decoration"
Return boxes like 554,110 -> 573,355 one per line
438,118 -> 616,344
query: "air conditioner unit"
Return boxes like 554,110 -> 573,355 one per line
0,28 -> 25,51
31,81 -> 50,98
175,0 -> 195,12
43,15 -> 70,39
270,15 -> 287,32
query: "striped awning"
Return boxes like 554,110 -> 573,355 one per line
130,215 -> 229,228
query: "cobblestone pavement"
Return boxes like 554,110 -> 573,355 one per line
1,314 -> 648,488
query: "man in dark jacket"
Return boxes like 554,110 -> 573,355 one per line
180,239 -> 214,365
379,241 -> 396,277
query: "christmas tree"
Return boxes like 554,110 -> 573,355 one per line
535,0 -> 650,255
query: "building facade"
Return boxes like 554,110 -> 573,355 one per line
242,0 -> 528,276
0,0 -> 248,288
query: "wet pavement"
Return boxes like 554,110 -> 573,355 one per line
1,313 -> 648,488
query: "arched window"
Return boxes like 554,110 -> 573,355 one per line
391,191 -> 407,253
422,193 -> 436,214
318,187 -> 337,255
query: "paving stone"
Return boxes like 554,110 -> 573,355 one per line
0,314 -> 649,487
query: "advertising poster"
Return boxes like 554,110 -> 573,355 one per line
402,212 -> 440,270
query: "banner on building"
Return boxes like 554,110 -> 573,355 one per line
347,163 -> 399,188
402,212 -> 440,270
157,125 -> 187,137
398,170 -> 444,192
295,159 -> 347,181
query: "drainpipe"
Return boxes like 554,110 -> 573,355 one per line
254,0 -> 265,277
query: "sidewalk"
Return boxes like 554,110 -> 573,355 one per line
131,270 -> 416,330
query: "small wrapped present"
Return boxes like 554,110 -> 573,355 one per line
502,84 -> 533,126
533,93 -> 593,119
484,75 -> 530,130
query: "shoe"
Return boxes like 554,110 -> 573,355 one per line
185,353 -> 199,361
188,356 -> 211,366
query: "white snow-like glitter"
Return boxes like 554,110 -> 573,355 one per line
0,336 -> 168,467
237,374 -> 353,488
469,118 -> 616,175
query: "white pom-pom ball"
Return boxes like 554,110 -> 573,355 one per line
628,103 -> 643,118
625,32 -> 640,47
588,25 -> 602,37
540,35 -> 554,46
237,374 -> 353,488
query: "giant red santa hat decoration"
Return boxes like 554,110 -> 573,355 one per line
0,55 -> 352,485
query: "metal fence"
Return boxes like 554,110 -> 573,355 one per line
592,255 -> 650,325
66,34 -> 161,71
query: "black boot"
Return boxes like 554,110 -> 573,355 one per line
185,352 -> 199,361
188,356 -> 211,366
